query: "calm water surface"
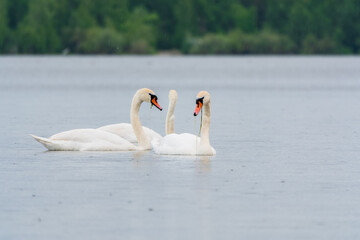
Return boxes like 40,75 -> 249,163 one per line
1,56 -> 360,239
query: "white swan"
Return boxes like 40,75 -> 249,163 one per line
152,91 -> 216,155
165,90 -> 178,135
31,88 -> 163,151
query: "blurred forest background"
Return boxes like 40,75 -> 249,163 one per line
0,0 -> 359,54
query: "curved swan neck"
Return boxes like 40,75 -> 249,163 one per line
130,93 -> 150,149
165,96 -> 176,135
200,101 -> 211,146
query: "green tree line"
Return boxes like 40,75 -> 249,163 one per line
0,0 -> 359,54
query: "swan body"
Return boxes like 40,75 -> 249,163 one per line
152,91 -> 216,156
31,88 -> 162,151
31,129 -> 137,151
152,133 -> 215,155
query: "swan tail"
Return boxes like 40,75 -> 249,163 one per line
30,134 -> 58,150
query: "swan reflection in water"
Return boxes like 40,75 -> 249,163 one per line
131,150 -> 150,168
196,156 -> 211,173
131,154 -> 212,173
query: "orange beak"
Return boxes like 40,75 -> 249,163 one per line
194,101 -> 203,116
152,98 -> 162,111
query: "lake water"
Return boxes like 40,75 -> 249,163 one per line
1,56 -> 360,239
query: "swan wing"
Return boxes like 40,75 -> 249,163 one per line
98,123 -> 162,143
143,126 -> 162,142
98,123 -> 137,142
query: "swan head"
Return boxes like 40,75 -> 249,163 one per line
194,91 -> 210,116
169,90 -> 178,103
137,88 -> 162,111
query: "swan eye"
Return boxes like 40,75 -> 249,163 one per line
149,93 -> 157,101
196,97 -> 204,107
